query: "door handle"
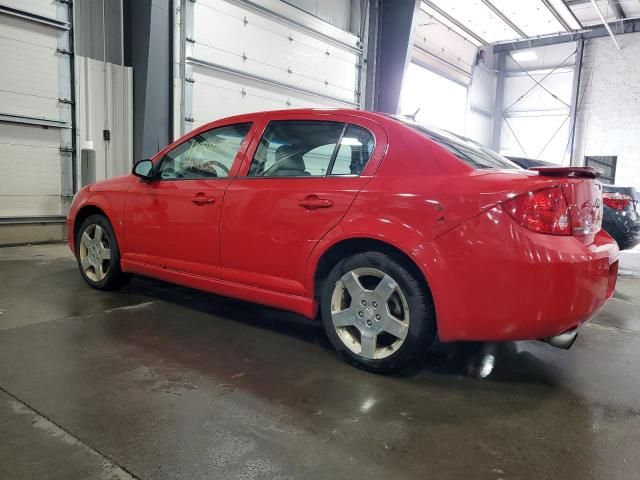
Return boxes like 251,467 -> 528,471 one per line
191,194 -> 215,205
298,195 -> 333,210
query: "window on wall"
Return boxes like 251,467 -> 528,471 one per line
585,156 -> 617,184
399,63 -> 468,136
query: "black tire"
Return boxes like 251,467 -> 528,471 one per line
320,251 -> 436,372
75,214 -> 128,290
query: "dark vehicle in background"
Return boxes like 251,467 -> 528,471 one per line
507,157 -> 640,250
601,185 -> 640,250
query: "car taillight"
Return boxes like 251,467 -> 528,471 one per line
602,192 -> 632,210
503,187 -> 571,235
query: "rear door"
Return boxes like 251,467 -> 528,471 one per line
220,113 -> 386,296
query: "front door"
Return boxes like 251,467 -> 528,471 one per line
123,122 -> 254,278
220,115 -> 382,296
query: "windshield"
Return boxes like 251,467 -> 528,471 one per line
393,116 -> 520,170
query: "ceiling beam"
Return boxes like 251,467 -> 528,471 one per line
559,0 -> 585,29
423,1 -> 489,45
479,0 -> 529,38
493,16 -> 640,52
541,0 -> 574,32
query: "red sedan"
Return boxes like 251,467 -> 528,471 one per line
67,109 -> 619,371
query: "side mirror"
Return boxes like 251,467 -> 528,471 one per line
132,159 -> 154,180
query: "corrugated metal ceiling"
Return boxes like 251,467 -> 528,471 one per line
423,0 -> 639,45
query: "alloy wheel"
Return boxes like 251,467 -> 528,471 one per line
79,224 -> 111,282
330,267 -> 410,360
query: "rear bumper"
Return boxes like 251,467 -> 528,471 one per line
412,206 -> 619,342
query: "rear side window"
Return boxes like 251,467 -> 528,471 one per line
248,120 -> 375,177
330,125 -> 375,176
395,117 -> 517,170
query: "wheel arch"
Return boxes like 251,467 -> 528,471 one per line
73,205 -> 110,245
311,237 -> 434,308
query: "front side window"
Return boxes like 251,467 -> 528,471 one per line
158,123 -> 252,180
248,120 -> 375,177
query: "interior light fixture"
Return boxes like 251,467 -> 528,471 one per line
511,50 -> 538,62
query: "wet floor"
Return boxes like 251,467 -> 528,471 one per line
1,244 -> 639,480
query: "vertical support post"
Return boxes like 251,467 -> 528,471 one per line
568,39 -> 584,166
368,0 -> 421,113
491,52 -> 506,152
127,0 -> 173,162
364,0 -> 379,111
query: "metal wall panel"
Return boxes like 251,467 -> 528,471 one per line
183,0 -> 363,130
74,56 -> 133,180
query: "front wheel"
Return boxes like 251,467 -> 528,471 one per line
76,214 -> 127,290
320,252 -> 436,372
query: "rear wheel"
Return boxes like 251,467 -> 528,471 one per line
320,252 -> 436,372
76,214 -> 127,290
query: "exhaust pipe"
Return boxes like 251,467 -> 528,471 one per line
542,329 -> 578,350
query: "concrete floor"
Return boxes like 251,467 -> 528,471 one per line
1,245 -> 640,480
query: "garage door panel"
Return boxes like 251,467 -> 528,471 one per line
0,144 -> 61,196
0,32 -> 60,119
193,0 -> 358,104
196,0 -> 357,63
0,92 -> 60,121
0,3 -> 70,221
0,123 -> 60,146
0,195 -> 63,217
0,14 -> 60,47
0,124 -> 61,217
192,67 -> 345,125
0,38 -> 59,97
0,125 -> 61,196
1,0 -> 59,19
192,43 -> 355,103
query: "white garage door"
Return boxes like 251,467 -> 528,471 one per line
0,1 -> 73,219
181,0 -> 364,132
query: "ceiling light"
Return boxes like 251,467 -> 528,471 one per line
511,50 -> 538,62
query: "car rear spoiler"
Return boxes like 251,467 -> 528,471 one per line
528,166 -> 600,179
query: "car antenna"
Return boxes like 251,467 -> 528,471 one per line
407,107 -> 421,121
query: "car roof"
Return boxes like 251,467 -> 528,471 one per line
195,108 -> 393,130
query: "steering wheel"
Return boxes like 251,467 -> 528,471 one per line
160,167 -> 183,179
204,160 -> 230,176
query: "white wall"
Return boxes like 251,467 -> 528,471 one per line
574,33 -> 640,187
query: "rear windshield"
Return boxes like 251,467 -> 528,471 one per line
393,116 -> 519,170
